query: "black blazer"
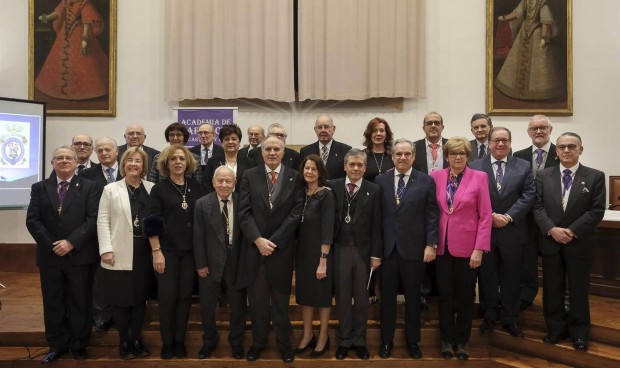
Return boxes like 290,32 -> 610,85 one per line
193,192 -> 241,283
237,165 -> 303,293
249,147 -> 301,171
26,175 -> 101,267
238,145 -> 258,158
190,143 -> 225,165
117,144 -> 160,176
202,153 -> 255,192
330,178 -> 382,268
469,156 -> 536,244
513,144 -> 559,171
533,165 -> 606,259
412,138 -> 448,174
375,169 -> 439,260
79,163 -> 123,191
300,140 -> 352,180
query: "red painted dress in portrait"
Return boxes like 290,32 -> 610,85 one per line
35,0 -> 109,100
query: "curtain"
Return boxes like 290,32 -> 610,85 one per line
298,0 -> 426,101
164,0 -> 295,102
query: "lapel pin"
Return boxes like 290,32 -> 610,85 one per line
366,192 -> 369,195
76,183 -> 79,187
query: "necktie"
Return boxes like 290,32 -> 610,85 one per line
201,150 -> 207,165
429,143 -> 439,162
321,146 -> 329,164
396,174 -> 405,204
347,182 -> 356,196
478,144 -> 486,159
221,199 -> 231,247
562,169 -> 573,210
535,148 -> 544,166
495,161 -> 504,190
77,164 -> 85,172
207,148 -> 212,159
446,176 -> 457,212
106,167 -> 116,183
58,181 -> 69,206
270,170 -> 277,185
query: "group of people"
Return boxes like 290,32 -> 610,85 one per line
26,112 -> 606,364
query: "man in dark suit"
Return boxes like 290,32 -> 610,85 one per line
189,123 -> 225,166
238,124 -> 264,157
71,134 -> 94,173
249,123 -> 300,169
331,148 -> 382,360
513,115 -> 559,309
468,113 -> 493,161
193,166 -> 246,360
26,146 -> 101,363
375,139 -> 439,359
470,127 -> 535,338
412,111 -> 448,309
237,136 -> 302,363
117,124 -> 159,176
300,114 -> 351,179
533,132 -> 605,352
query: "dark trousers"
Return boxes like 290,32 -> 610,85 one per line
39,260 -> 93,352
247,263 -> 291,350
92,266 -> 113,326
335,244 -> 369,347
542,251 -> 592,340
380,249 -> 424,345
520,217 -> 540,304
198,255 -> 247,348
156,250 -> 195,345
436,249 -> 477,345
113,304 -> 146,345
479,240 -> 522,324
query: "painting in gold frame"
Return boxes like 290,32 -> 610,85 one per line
486,0 -> 572,116
29,0 -> 116,117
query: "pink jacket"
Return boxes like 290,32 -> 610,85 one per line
431,168 -> 492,258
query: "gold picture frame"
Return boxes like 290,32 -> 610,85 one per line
29,0 -> 117,117
486,0 -> 572,116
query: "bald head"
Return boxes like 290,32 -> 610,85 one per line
95,137 -> 119,166
247,125 -> 265,148
124,124 -> 146,147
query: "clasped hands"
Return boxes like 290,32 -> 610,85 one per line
549,227 -> 575,244
52,239 -> 74,257
255,237 -> 277,256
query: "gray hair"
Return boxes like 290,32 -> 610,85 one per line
392,138 -> 415,154
344,148 -> 367,164
53,145 -> 77,159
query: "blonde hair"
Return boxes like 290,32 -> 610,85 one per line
119,146 -> 149,178
443,136 -> 472,156
157,145 -> 197,177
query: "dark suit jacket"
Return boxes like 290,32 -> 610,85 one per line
300,140 -> 352,180
513,144 -> 559,171
412,138 -> 448,174
469,156 -> 536,244
239,145 -> 259,158
533,165 -> 606,259
237,165 -> 303,293
330,178 -> 382,269
79,163 -> 123,191
249,146 -> 301,171
117,144 -> 160,175
190,143 -> 225,165
202,153 -> 255,192
375,170 -> 439,260
26,175 -> 101,267
193,192 -> 241,283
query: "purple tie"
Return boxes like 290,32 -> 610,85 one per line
58,181 -> 69,205
535,148 -> 544,166
347,182 -> 356,196
562,169 -> 573,193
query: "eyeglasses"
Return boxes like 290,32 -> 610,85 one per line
72,141 -> 92,147
54,155 -> 76,161
424,120 -> 442,127
448,152 -> 467,158
271,132 -> 287,138
198,131 -> 214,135
168,132 -> 184,138
314,125 -> 333,131
528,126 -> 550,133
491,138 -> 511,144
557,144 -> 579,151
126,132 -> 144,137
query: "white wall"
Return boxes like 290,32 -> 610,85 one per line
1,0 -> 619,243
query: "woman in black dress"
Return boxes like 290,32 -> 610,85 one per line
144,145 -> 206,359
203,124 -> 254,193
294,154 -> 335,358
362,117 -> 395,182
97,147 -> 154,359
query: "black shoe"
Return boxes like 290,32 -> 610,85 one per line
71,348 -> 87,360
41,351 -> 63,364
198,345 -> 214,359
456,343 -> 469,361
355,345 -> 370,360
335,346 -> 350,360
543,333 -> 567,344
174,341 -> 187,359
309,337 -> 330,358
408,343 -> 422,359
480,318 -> 495,333
520,300 -> 533,310
573,338 -> 588,352
246,346 -> 263,361
293,334 -> 316,354
94,321 -> 111,333
503,323 -> 524,338
441,341 -> 454,359
378,341 -> 393,359
132,340 -> 150,357
161,344 -> 174,359
231,345 -> 244,359
119,342 -> 136,360
281,347 -> 295,363
420,295 -> 430,311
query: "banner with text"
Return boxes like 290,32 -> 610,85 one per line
174,108 -> 238,146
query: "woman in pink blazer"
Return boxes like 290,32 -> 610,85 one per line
430,137 -> 492,361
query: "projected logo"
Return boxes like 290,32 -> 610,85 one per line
0,122 -> 29,168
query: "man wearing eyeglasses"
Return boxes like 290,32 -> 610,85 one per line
470,127 -> 535,338
300,114 -> 352,179
71,134 -> 94,174
189,123 -> 225,167
249,123 -> 300,169
118,125 -> 160,177
239,125 -> 265,157
533,133 -> 605,352
514,115 -> 559,310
